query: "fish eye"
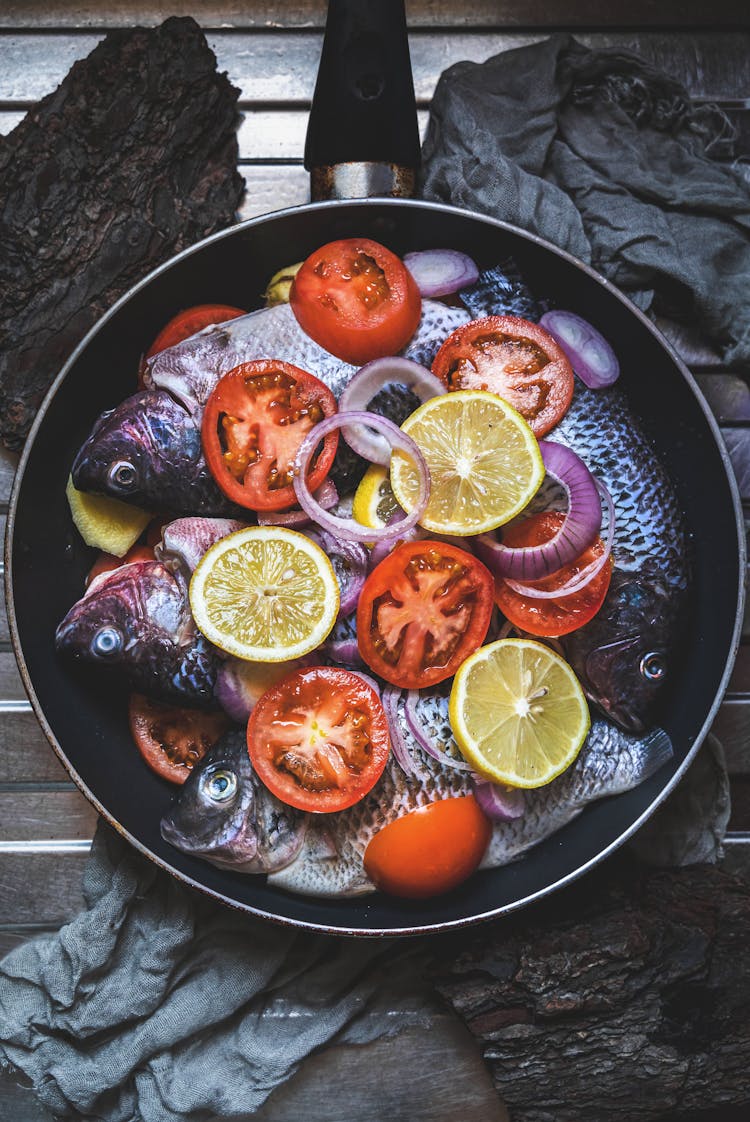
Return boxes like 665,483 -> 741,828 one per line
91,626 -> 123,657
108,460 -> 137,490
200,766 -> 238,803
640,651 -> 667,683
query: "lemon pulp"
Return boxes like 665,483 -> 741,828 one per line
352,464 -> 399,530
390,390 -> 544,536
449,638 -> 590,788
189,526 -> 339,661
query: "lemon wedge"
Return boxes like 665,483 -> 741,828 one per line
449,639 -> 590,788
351,464 -> 399,530
66,475 -> 151,557
189,526 -> 339,662
390,390 -> 544,536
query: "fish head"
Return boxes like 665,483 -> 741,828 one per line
564,569 -> 674,734
55,560 -> 215,702
160,731 -> 307,874
71,389 -> 203,510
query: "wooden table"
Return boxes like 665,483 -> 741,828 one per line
1,4 -> 748,1119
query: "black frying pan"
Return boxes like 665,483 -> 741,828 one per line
5,197 -> 745,934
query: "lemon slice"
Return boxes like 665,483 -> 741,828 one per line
189,526 -> 339,662
66,475 -> 151,557
390,390 -> 544,536
449,638 -> 590,788
352,465 -> 399,530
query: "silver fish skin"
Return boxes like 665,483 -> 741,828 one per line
546,382 -> 690,732
71,301 -> 469,515
267,700 -> 673,899
161,730 -> 307,873
55,559 -> 218,705
155,517 -> 247,575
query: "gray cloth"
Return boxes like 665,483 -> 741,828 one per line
421,33 -> 750,367
0,825 -> 428,1121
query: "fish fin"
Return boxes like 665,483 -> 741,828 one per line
639,728 -> 674,780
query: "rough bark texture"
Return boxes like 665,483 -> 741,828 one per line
0,16 -> 244,450
432,862 -> 750,1122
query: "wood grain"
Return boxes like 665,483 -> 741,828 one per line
0,790 -> 97,840
0,1 -> 746,31
2,30 -> 749,108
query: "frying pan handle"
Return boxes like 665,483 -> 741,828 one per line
305,0 -> 421,200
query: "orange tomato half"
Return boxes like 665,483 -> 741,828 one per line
363,795 -> 491,898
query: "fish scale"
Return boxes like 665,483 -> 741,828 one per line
550,383 -> 689,596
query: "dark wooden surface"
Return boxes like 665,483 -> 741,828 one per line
1,5 -> 749,1121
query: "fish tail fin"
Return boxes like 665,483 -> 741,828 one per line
637,728 -> 674,781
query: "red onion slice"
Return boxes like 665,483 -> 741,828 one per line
404,691 -> 473,773
294,412 -> 430,544
472,779 -> 525,822
475,441 -> 601,581
403,249 -> 479,298
257,480 -> 338,527
381,686 -> 414,777
540,310 -> 620,389
339,357 -> 444,465
504,480 -> 615,600
306,529 -> 368,617
322,637 -> 363,667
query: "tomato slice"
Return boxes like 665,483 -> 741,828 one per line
129,694 -> 232,784
356,541 -> 494,689
363,796 -> 491,898
145,304 -> 246,359
247,666 -> 390,813
432,315 -> 574,437
494,512 -> 612,637
289,238 -> 422,365
86,543 -> 155,587
202,360 -> 338,512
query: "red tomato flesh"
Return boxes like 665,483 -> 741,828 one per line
247,666 -> 391,813
364,795 -> 491,898
289,238 -> 422,365
145,304 -> 246,359
432,315 -> 574,437
202,359 -> 338,512
129,694 -> 232,784
494,511 -> 612,637
357,541 -> 494,689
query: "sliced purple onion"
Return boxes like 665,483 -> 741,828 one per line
215,657 -> 310,723
257,480 -> 338,527
339,357 -> 444,465
475,441 -> 601,581
306,529 -> 368,617
472,779 -> 525,822
403,249 -> 479,298
540,310 -> 620,389
367,509 -> 424,569
350,670 -> 381,697
381,686 -> 414,776
404,691 -> 473,773
504,480 -> 615,600
322,637 -> 363,667
294,412 -> 430,545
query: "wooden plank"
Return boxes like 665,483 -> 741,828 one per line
0,712 -> 69,784
729,775 -> 750,830
720,835 -> 750,880
0,0 -> 745,31
1,30 -> 749,108
0,851 -> 87,923
0,652 -> 28,702
715,700 -> 750,774
0,790 -> 97,841
729,644 -> 750,695
0,445 -> 18,506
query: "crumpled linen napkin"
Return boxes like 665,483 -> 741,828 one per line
0,825 -> 429,1122
421,32 -> 750,367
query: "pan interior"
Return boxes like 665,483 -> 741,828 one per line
8,201 -> 743,934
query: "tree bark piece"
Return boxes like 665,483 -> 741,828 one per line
432,862 -> 750,1122
0,16 -> 244,450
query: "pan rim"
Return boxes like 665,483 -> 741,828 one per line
5,197 -> 746,936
